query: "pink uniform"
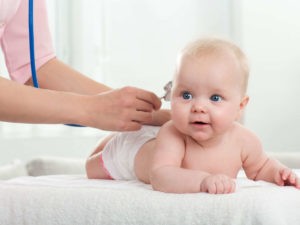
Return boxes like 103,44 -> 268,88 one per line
0,0 -> 55,83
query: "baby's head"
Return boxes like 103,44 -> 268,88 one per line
172,37 -> 249,97
170,37 -> 250,141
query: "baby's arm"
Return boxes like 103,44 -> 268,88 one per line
149,122 -> 235,194
254,158 -> 300,188
242,130 -> 300,188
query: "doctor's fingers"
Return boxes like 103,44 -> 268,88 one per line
131,110 -> 154,124
113,87 -> 161,111
117,108 -> 164,131
107,110 -> 153,131
134,88 -> 162,110
135,98 -> 157,112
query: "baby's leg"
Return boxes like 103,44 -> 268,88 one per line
86,133 -> 115,179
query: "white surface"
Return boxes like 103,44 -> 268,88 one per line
0,171 -> 300,225
26,156 -> 85,176
0,135 -> 100,165
0,159 -> 27,180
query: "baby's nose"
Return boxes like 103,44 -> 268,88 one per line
191,99 -> 207,113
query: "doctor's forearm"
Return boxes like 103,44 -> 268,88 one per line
0,76 -> 87,125
28,58 -> 111,95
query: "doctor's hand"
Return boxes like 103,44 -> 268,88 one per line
80,86 -> 164,131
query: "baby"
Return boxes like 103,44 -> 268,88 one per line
86,37 -> 300,194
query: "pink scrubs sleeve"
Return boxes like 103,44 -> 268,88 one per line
1,0 -> 56,84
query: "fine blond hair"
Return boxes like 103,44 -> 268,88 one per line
180,37 -> 249,94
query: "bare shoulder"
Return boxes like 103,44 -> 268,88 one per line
233,123 -> 272,178
157,120 -> 184,139
233,122 -> 261,145
232,122 -> 263,156
232,123 -> 266,167
155,121 -> 186,156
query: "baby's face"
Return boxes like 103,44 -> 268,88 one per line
171,53 -> 248,143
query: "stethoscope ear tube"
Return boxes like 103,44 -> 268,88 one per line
28,0 -> 84,127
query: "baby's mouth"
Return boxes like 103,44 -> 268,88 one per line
192,121 -> 209,125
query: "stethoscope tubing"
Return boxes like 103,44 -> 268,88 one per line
28,0 -> 39,88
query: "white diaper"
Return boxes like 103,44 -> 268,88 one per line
101,125 -> 160,180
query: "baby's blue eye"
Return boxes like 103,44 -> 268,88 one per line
210,95 -> 222,102
182,91 -> 192,100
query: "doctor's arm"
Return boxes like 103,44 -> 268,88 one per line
36,58 -> 171,126
26,58 -> 111,94
33,58 -> 171,127
22,58 -> 170,129
0,73 -> 165,131
0,76 -> 89,125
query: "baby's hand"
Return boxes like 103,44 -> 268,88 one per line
200,174 -> 236,194
275,168 -> 300,189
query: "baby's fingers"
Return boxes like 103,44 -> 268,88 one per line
286,172 -> 296,184
287,172 -> 300,189
295,177 -> 300,189
222,179 -> 236,194
213,179 -> 235,194
274,170 -> 285,186
279,168 -> 300,188
280,168 -> 292,181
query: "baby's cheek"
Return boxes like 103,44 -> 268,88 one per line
171,103 -> 186,118
215,110 -> 236,124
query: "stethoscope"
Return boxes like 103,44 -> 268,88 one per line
28,0 -> 38,88
28,0 -> 83,127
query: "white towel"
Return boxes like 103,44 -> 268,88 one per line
0,171 -> 300,225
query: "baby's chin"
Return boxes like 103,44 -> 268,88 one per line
188,132 -> 215,144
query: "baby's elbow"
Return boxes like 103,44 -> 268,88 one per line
150,180 -> 181,193
150,178 -> 167,193
149,169 -> 164,191
149,169 -> 175,193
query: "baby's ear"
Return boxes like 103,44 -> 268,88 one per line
240,96 -> 249,110
236,96 -> 249,122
